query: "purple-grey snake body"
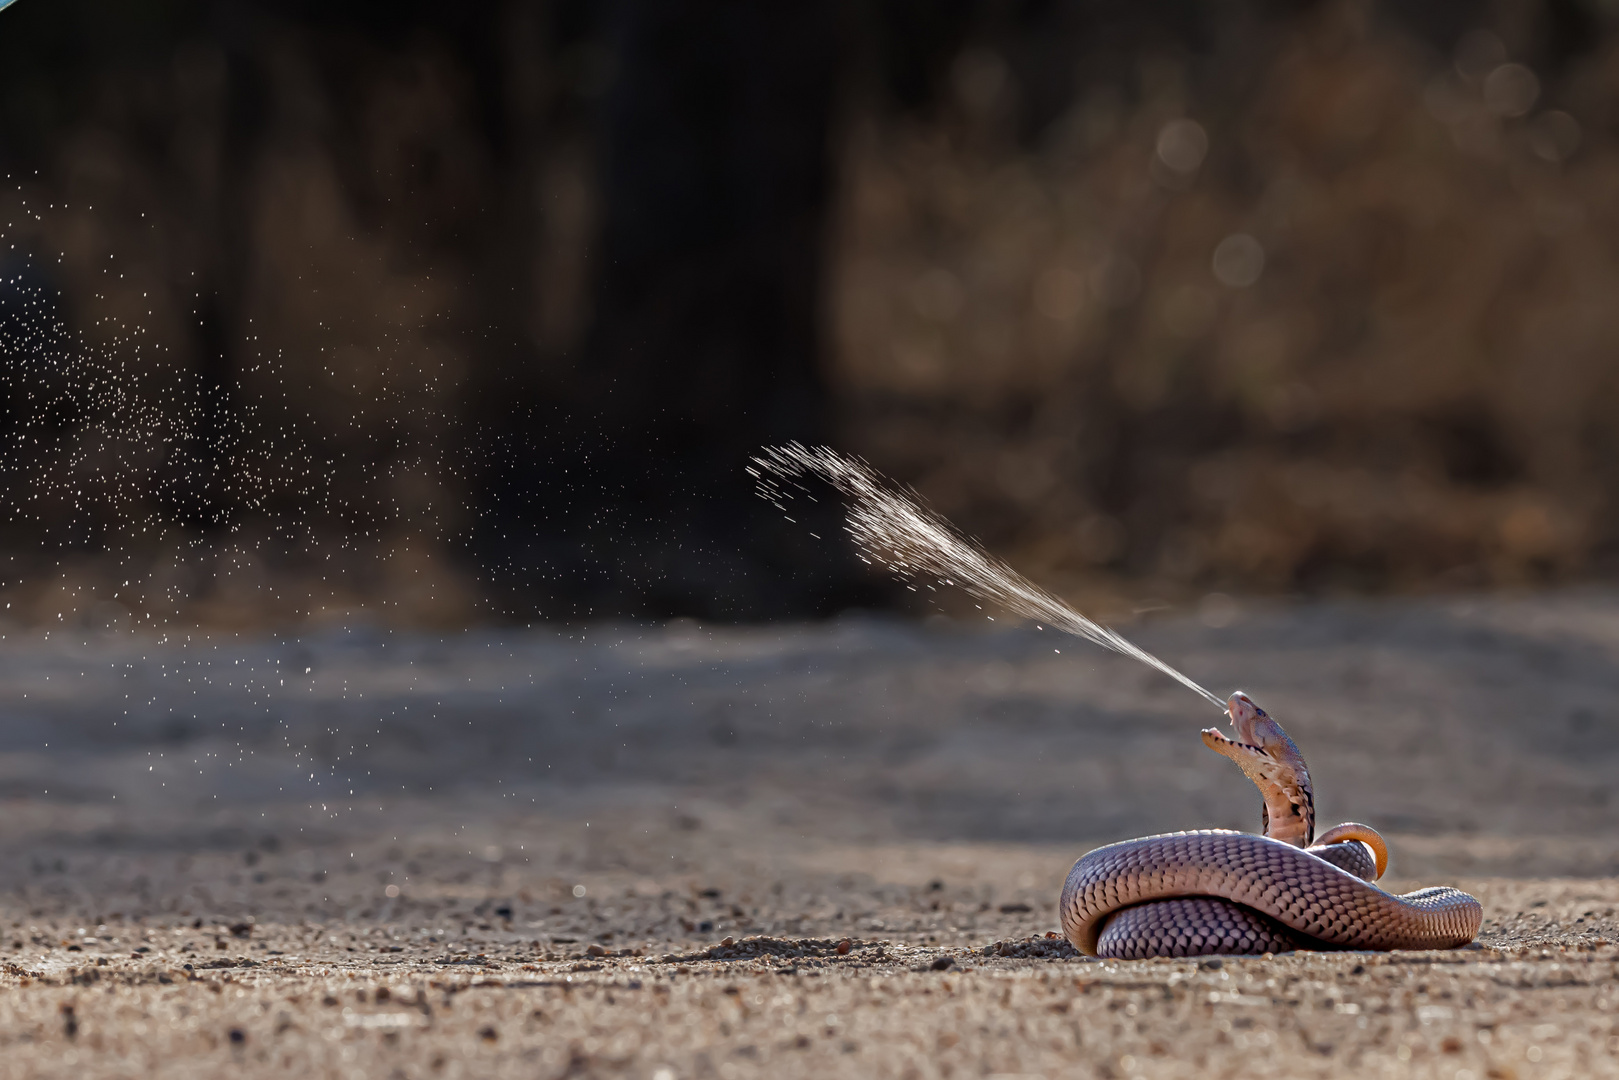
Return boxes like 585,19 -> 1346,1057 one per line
1059,693 -> 1483,959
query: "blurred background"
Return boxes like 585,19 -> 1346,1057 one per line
1,7 -> 1618,1013
1,0 -> 1617,628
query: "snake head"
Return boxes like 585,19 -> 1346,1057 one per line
1226,690 -> 1286,751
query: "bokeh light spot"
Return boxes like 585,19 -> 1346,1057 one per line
1212,235 -> 1265,288
1528,110 -> 1581,163
1156,118 -> 1209,175
1483,63 -> 1539,118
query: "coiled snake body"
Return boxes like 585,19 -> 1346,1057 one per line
1060,693 -> 1482,959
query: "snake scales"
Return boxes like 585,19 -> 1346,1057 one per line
1059,692 -> 1482,959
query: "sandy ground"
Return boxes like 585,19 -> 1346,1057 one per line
1,590 -> 1619,1078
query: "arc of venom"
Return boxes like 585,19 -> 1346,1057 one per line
746,445 -> 1481,958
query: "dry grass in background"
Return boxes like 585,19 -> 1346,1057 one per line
6,3 -> 1619,626
834,3 -> 1619,609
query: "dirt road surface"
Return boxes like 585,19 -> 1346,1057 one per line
2,591 -> 1618,1078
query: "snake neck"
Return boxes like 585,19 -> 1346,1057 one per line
1201,692 -> 1316,847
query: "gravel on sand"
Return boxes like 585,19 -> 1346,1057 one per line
2,591 -> 1619,1077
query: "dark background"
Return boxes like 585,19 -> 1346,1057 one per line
0,0 -> 1615,627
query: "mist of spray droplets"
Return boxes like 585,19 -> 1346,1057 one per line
0,186 -> 445,819
750,442 -> 1227,711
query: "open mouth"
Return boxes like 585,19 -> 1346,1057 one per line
1200,724 -> 1268,761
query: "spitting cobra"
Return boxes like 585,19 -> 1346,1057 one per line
1059,692 -> 1482,959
